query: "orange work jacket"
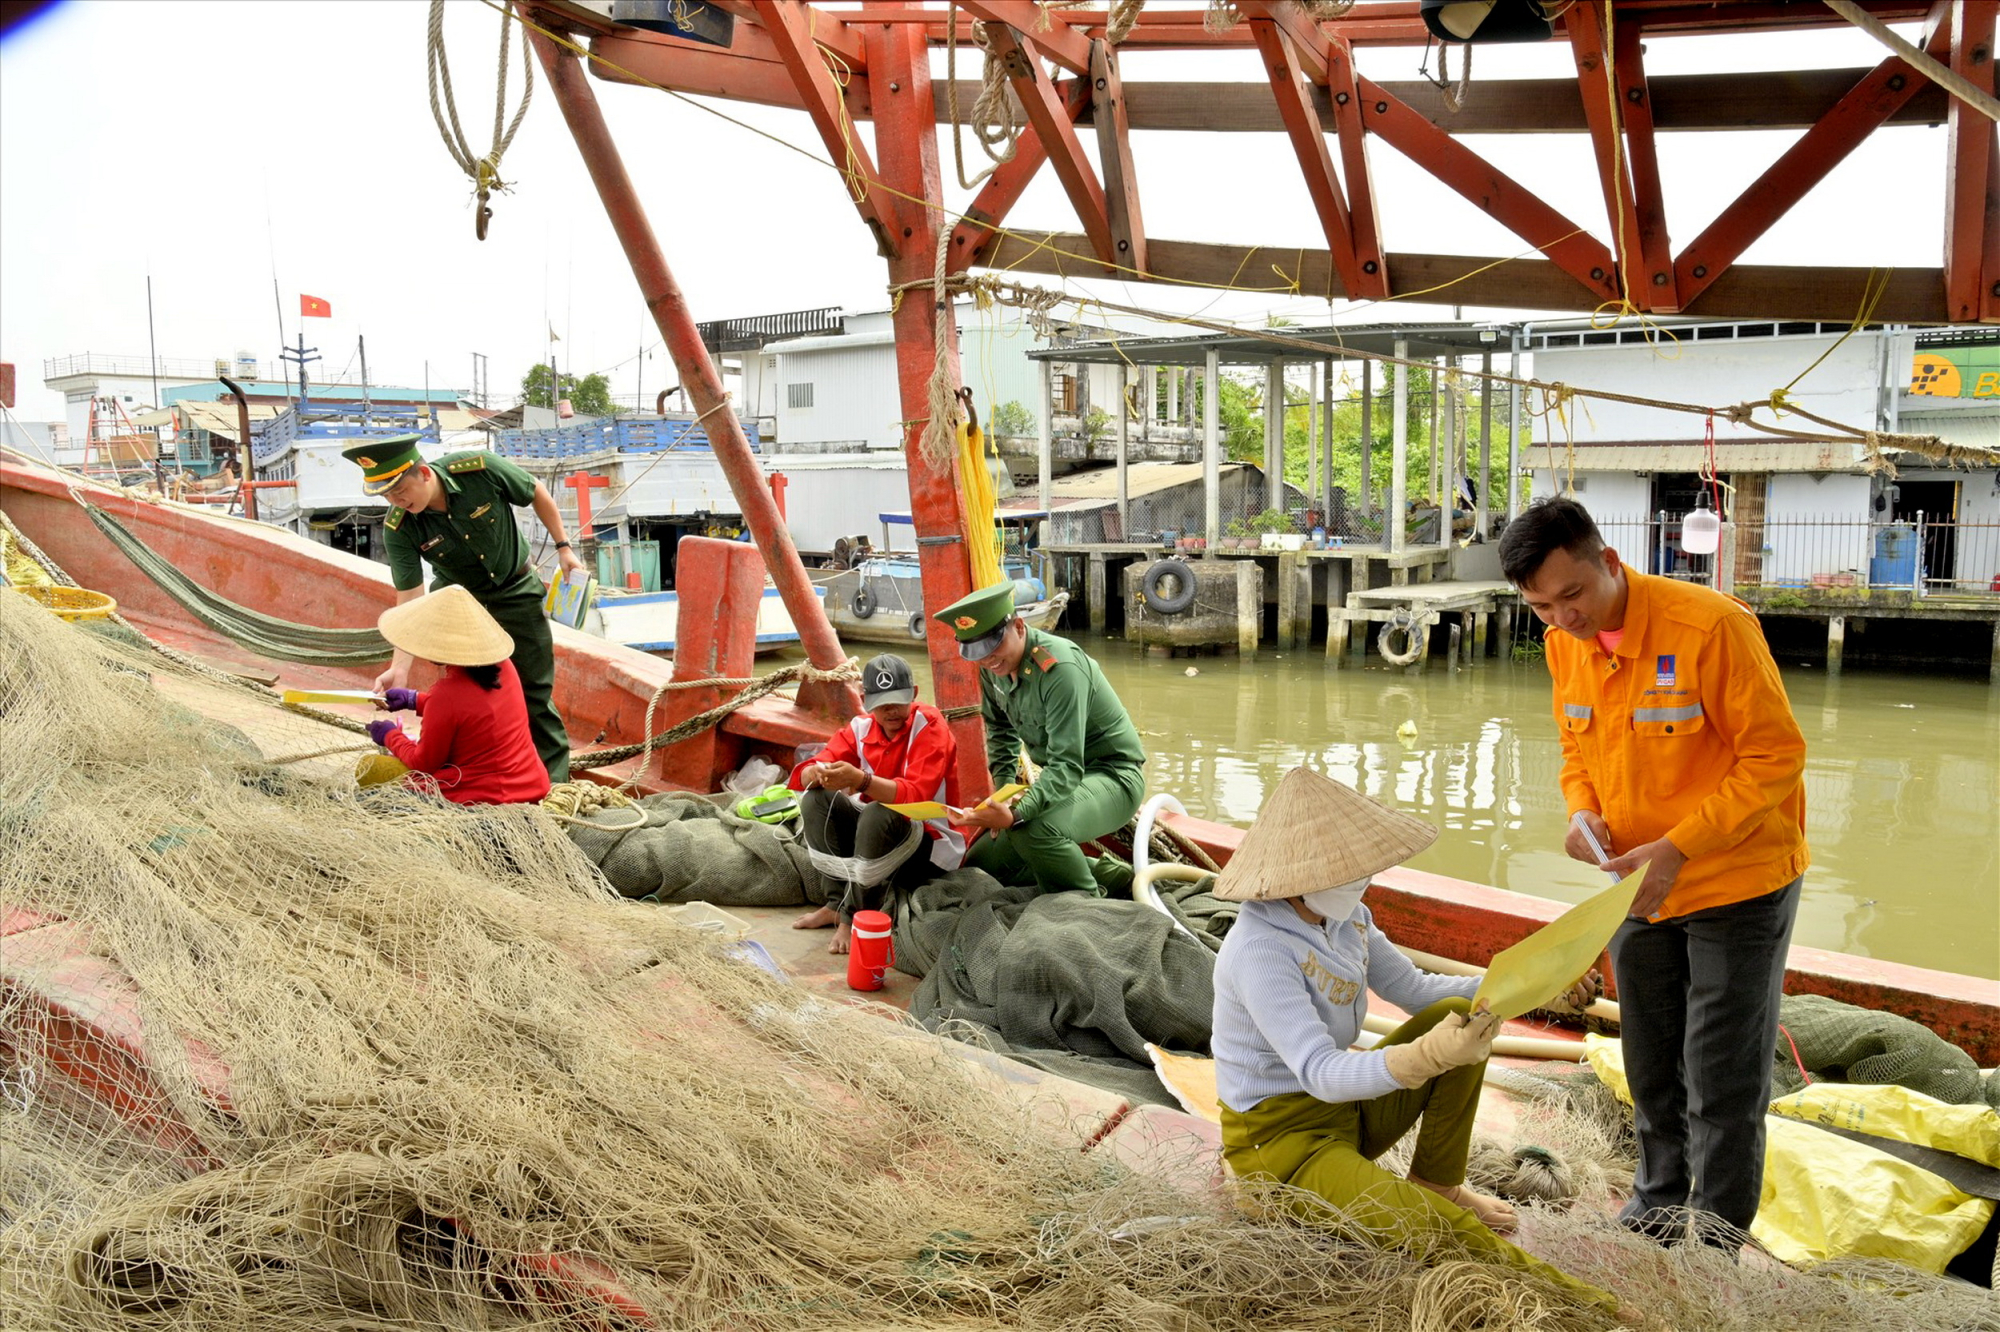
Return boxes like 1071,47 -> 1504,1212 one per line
1545,570 -> 1808,919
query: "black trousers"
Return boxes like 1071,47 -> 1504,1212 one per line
1609,876 -> 1801,1243
798,787 -> 938,919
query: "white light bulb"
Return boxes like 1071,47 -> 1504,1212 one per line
1682,505 -> 1721,555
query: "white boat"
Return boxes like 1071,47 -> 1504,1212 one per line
591,583 -> 821,656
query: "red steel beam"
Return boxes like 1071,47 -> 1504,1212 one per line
864,4 -> 992,803
949,74 -> 1092,272
1248,16 -> 1360,297
1944,0 -> 2000,323
1566,4 -> 1650,309
1358,76 -> 1621,303
984,20 -> 1118,271
1090,37 -> 1147,276
1613,18 -> 1678,311
759,0 -> 903,258
956,0 -> 1094,74
1673,22 -> 1942,312
523,11 -> 860,721
1326,37 -> 1388,299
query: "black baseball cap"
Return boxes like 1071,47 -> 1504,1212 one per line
860,653 -> 918,708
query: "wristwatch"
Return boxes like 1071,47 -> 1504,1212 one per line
554,540 -> 572,549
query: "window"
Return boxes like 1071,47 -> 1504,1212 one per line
1053,372 -> 1077,414
787,382 -> 814,410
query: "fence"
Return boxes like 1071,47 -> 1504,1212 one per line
1592,512 -> 2000,599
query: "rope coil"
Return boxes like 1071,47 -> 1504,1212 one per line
427,0 -> 534,239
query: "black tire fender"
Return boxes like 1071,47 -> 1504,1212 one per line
907,612 -> 927,640
1141,558 -> 1199,616
1377,611 -> 1427,666
851,585 -> 876,619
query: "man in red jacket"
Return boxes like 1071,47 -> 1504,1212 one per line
789,654 -> 962,954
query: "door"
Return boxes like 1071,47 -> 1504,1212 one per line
1892,480 -> 1958,592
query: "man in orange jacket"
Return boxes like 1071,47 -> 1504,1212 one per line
1501,497 -> 1807,1252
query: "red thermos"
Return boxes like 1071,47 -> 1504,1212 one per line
847,910 -> 894,992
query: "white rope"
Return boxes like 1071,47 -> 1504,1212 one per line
427,0 -> 535,234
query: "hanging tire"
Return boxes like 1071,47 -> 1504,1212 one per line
1377,612 -> 1427,666
1141,559 -> 1198,616
907,612 -> 927,639
851,585 -> 876,619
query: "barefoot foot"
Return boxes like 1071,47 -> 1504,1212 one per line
792,905 -> 839,931
1409,1176 -> 1518,1234
829,921 -> 852,955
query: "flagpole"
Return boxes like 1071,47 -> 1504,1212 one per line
145,275 -> 167,492
272,279 -> 291,402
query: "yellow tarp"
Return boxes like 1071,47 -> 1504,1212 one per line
1472,870 -> 1639,1019
1586,1036 -> 1995,1273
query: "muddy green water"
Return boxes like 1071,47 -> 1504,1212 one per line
780,637 -> 2000,981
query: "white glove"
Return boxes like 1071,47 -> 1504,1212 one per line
1381,1009 -> 1502,1089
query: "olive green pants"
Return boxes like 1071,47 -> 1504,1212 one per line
1221,999 -> 1616,1314
474,571 -> 570,784
964,765 -> 1145,895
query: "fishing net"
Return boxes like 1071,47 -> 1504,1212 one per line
4,595 -> 1997,1331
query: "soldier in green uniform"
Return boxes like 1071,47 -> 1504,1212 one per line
343,436 -> 582,783
935,582 -> 1146,895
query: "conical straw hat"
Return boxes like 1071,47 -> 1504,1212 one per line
1211,766 -> 1438,902
377,585 -> 514,667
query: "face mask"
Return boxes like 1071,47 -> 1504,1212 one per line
1299,877 -> 1371,924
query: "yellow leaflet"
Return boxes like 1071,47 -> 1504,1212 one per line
281,689 -> 384,707
883,784 -> 1028,823
1472,869 -> 1641,1019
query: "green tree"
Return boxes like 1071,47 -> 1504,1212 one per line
521,363 -> 616,418
989,399 -> 1035,439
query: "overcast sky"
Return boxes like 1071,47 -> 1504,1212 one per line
0,1 -> 1945,422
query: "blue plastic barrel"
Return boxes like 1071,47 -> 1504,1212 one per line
1868,523 -> 1918,587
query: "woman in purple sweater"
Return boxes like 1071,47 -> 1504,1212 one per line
1210,766 -> 1615,1316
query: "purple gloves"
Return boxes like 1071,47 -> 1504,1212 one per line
382,687 -> 420,712
366,718 -> 401,747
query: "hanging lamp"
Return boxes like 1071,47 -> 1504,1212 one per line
1420,0 -> 1555,43
1682,494 -> 1722,555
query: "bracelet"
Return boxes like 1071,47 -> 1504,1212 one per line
554,540 -> 571,549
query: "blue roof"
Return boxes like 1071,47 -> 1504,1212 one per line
163,383 -> 464,406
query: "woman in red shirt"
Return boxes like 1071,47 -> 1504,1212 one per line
365,585 -> 552,806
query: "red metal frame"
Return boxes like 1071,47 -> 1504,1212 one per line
523,14 -> 858,726
1249,15 -> 1362,297
980,20 -> 1118,272
1945,0 -> 2000,323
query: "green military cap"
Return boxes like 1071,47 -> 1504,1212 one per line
933,582 -> 1017,661
340,434 -> 425,496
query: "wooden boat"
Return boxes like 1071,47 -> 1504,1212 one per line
5,451 -> 1996,1065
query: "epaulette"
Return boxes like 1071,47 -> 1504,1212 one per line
1030,644 -> 1059,673
384,508 -> 405,530
445,454 -> 488,474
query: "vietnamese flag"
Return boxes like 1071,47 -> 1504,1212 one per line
300,294 -> 332,318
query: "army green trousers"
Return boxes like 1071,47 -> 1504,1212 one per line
1220,999 -> 1616,1315
964,764 -> 1144,895
478,571 -> 570,784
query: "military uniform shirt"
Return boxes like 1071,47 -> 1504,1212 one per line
980,627 -> 1145,826
383,451 -> 539,594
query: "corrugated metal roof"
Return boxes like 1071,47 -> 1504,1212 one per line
1559,439 -> 1867,473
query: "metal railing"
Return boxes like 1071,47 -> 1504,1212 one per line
1595,510 -> 2000,600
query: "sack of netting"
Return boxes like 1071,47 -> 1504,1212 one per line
560,790 -> 829,907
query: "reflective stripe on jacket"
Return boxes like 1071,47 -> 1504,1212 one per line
1546,570 -> 1808,917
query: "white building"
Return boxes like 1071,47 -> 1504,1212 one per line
1523,321 -> 1999,598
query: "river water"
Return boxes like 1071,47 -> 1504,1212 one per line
816,634 -> 1999,981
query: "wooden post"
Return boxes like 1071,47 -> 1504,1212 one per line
1266,357 -> 1285,512
1087,553 -> 1108,632
1390,341 -> 1409,557
1478,350 -> 1494,539
1827,614 -> 1846,676
1204,346 -> 1222,545
1359,358 -> 1374,519
1277,550 -> 1305,651
1115,362 -> 1130,539
1307,362 -> 1320,508
1038,358 -> 1053,516
1327,604 -> 1350,666
1236,558 -> 1260,655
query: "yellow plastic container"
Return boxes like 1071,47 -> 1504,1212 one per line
9,584 -> 118,622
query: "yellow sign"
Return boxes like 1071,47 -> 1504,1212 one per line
1472,869 -> 1641,1019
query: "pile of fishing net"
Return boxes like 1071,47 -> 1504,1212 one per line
5,596 -> 1998,1332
